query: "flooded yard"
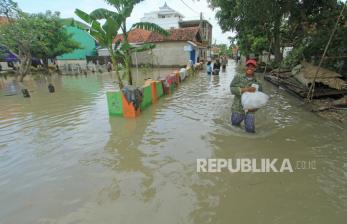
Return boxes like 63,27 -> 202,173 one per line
0,61 -> 346,223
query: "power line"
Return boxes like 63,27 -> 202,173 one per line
179,0 -> 200,15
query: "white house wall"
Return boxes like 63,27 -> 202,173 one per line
132,42 -> 191,67
140,16 -> 180,29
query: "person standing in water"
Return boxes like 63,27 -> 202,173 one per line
230,59 -> 263,133
213,59 -> 221,75
221,56 -> 228,72
206,61 -> 212,75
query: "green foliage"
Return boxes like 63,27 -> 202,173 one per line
0,9 -> 80,78
0,0 -> 20,19
251,37 -> 268,55
0,13 -> 43,56
60,18 -> 90,30
208,0 -> 346,73
283,43 -> 306,68
76,0 -> 168,86
131,22 -> 169,36
0,10 -> 80,61
31,11 -> 81,62
75,7 -> 124,87
139,63 -> 153,78
210,0 -> 292,62
213,44 -> 231,56
301,2 -> 347,74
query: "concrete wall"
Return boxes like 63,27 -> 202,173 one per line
132,42 -> 191,67
98,48 -> 110,57
56,60 -> 87,67
0,62 -> 10,71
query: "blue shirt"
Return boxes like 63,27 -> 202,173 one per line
207,64 -> 212,73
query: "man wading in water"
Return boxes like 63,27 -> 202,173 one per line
230,59 -> 262,133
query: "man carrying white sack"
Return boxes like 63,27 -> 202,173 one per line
230,59 -> 263,133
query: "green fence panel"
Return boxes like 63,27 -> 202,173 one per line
187,68 -> 193,76
156,82 -> 164,98
140,85 -> 152,111
170,83 -> 175,94
106,91 -> 123,116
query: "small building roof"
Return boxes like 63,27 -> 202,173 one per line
114,27 -> 203,45
179,20 -> 212,28
147,27 -> 201,42
113,28 -> 152,43
0,16 -> 9,25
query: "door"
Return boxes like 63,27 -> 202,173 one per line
190,49 -> 196,64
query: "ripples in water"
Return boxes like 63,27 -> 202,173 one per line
0,64 -> 347,223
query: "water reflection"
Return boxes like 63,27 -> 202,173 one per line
0,63 -> 346,223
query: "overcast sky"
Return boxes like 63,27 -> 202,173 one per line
15,0 -> 234,44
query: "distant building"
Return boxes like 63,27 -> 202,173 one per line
57,26 -> 97,65
179,18 -> 212,61
138,2 -> 212,62
0,16 -> 9,25
140,2 -> 184,29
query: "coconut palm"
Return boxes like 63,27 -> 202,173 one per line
75,0 -> 168,88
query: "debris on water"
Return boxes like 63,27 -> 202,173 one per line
48,84 -> 55,93
21,88 -> 30,98
265,62 -> 347,99
310,98 -> 347,123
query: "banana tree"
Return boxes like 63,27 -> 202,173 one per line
75,8 -> 124,88
76,0 -> 169,86
99,0 -> 169,85
121,22 -> 169,85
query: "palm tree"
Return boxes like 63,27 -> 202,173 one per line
75,0 -> 168,88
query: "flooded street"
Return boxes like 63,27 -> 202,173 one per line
0,61 -> 346,223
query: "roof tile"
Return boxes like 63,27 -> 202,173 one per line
113,27 -> 201,44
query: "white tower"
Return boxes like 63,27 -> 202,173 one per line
140,2 -> 184,29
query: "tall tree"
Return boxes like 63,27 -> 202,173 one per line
0,0 -> 19,21
0,13 -> 40,81
97,0 -> 168,85
31,11 -> 80,72
0,11 -> 80,81
209,0 -> 294,63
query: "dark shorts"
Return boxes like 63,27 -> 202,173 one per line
213,69 -> 220,75
231,112 -> 255,133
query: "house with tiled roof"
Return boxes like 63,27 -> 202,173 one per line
113,28 -> 153,44
97,2 -> 212,66
102,26 -> 206,67
0,16 -> 9,25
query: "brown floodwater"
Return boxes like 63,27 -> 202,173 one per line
0,61 -> 346,224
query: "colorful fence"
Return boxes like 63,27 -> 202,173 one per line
106,62 -> 202,118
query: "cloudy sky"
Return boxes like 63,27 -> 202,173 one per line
15,0 -> 234,44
